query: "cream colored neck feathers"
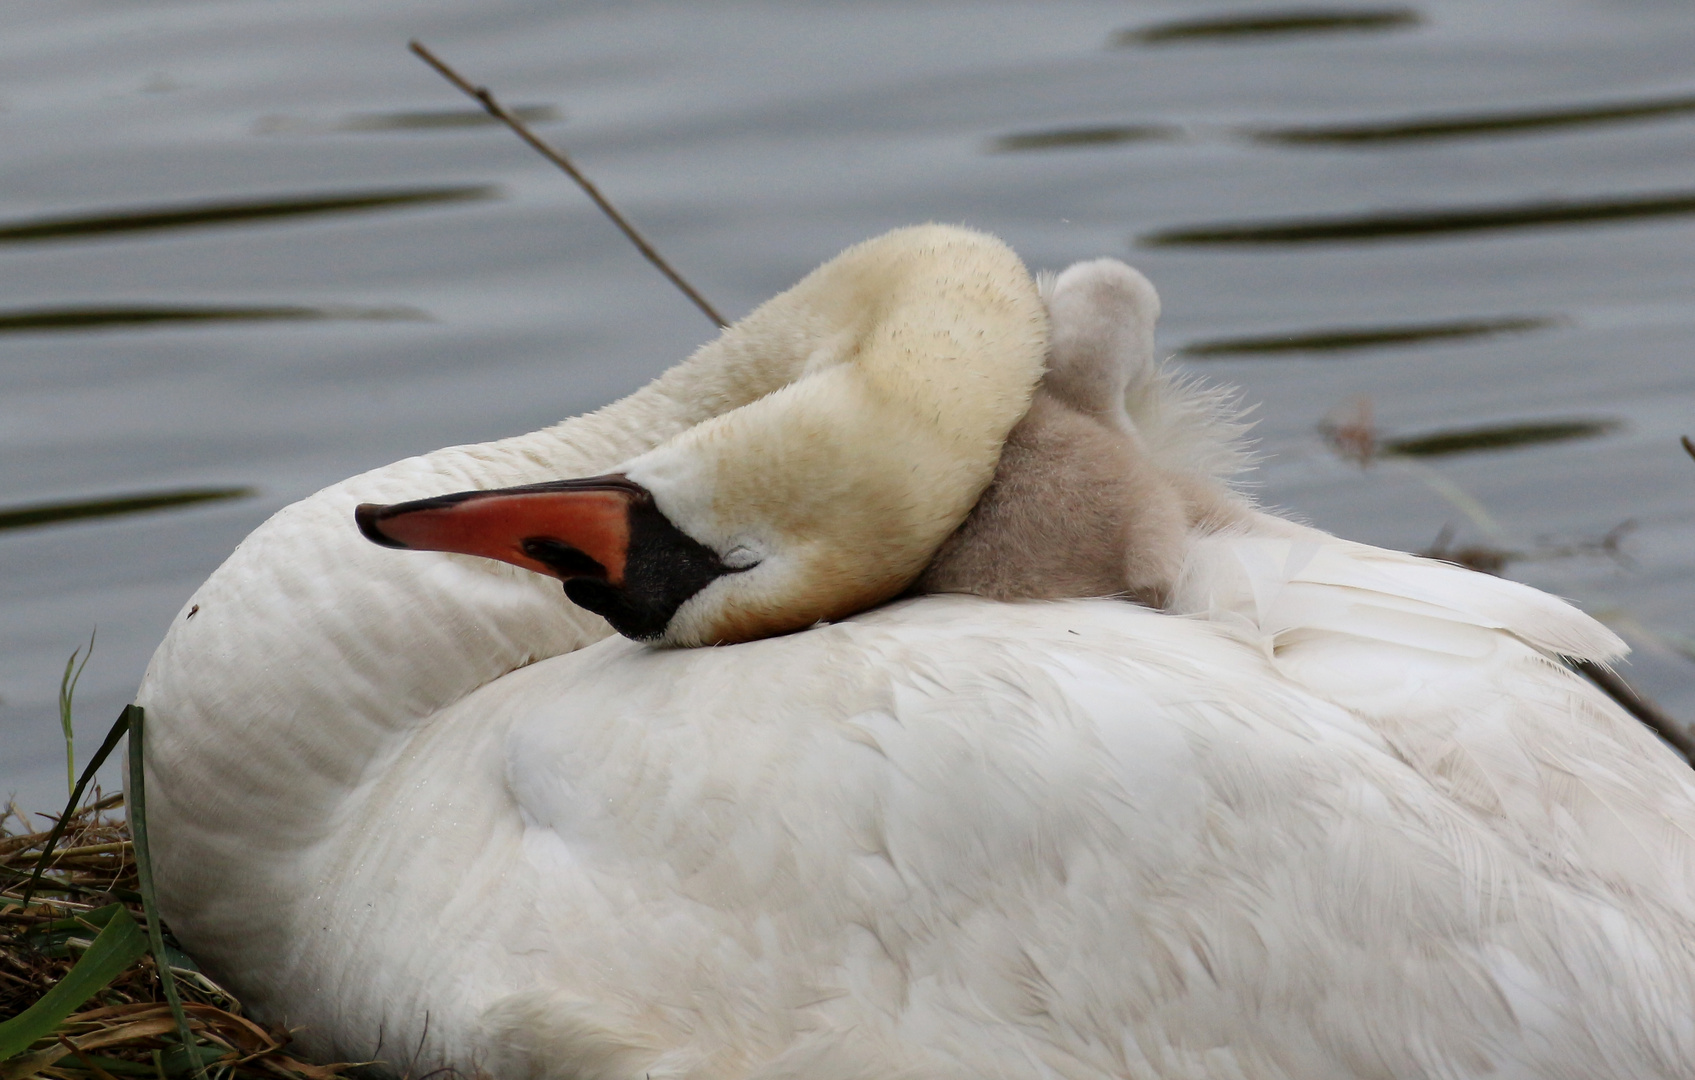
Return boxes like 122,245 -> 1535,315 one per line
635,226 -> 1048,644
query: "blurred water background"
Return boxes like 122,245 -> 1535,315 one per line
3,0 -> 1693,809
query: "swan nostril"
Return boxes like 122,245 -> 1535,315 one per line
521,537 -> 608,579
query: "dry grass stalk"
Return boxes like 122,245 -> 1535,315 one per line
408,40 -> 728,331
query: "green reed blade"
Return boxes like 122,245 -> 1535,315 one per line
126,706 -> 204,1079
0,905 -> 148,1060
59,631 -> 96,797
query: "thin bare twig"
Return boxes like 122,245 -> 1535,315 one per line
408,40 -> 728,330
1573,659 -> 1695,765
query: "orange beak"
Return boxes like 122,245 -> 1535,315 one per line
355,477 -> 644,586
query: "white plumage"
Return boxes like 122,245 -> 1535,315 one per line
136,226 -> 1695,1080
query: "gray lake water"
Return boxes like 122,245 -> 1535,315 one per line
4,0 -> 1693,811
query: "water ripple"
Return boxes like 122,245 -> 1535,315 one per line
1180,316 -> 1558,356
254,106 -> 560,135
1116,7 -> 1420,46
1142,190 -> 1695,246
1253,92 -> 1695,145
0,305 -> 428,334
988,125 -> 1181,152
0,186 -> 497,244
0,489 -> 255,533
1383,418 -> 1621,458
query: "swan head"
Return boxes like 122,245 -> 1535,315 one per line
355,225 -> 1048,646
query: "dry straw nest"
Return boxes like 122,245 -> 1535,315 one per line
1,792 -> 354,1080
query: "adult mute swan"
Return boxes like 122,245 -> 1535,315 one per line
136,226 -> 1695,1080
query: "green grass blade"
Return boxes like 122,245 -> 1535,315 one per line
20,708 -> 133,908
59,631 -> 96,797
126,706 -> 204,1079
0,905 -> 149,1059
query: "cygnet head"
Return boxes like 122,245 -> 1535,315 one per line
917,258 -> 1243,607
356,225 -> 1049,646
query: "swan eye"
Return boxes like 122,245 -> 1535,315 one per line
723,544 -> 762,571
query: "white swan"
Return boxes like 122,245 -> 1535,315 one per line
135,226 -> 1695,1080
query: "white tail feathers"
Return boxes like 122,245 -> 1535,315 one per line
1173,529 -> 1629,666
